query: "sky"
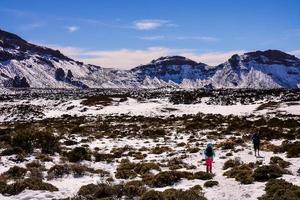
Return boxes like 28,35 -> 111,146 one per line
1,0 -> 300,69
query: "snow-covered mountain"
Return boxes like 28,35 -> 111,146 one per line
0,29 -> 299,89
209,51 -> 300,89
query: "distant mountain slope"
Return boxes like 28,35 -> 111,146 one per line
0,29 -> 107,88
209,51 -> 300,88
0,29 -> 299,89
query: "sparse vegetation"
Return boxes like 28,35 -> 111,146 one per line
258,179 -> 300,200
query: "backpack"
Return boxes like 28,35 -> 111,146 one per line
205,146 -> 213,157
252,134 -> 260,144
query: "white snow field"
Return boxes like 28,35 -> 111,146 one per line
0,97 -> 299,122
0,93 -> 299,200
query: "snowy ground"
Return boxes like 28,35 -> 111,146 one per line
0,91 -> 299,200
0,97 -> 299,122
0,132 -> 299,200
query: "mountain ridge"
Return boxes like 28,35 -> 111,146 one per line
0,29 -> 299,89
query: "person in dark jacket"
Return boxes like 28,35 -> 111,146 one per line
251,133 -> 260,157
204,143 -> 215,173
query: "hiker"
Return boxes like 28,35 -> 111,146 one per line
204,143 -> 215,173
251,132 -> 260,157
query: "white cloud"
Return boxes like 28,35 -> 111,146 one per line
45,43 -> 246,69
181,50 -> 246,66
289,50 -> 300,58
66,26 -> 79,33
133,20 -> 175,30
140,35 -> 218,42
19,23 -> 44,30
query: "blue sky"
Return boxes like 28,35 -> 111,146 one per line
1,0 -> 300,68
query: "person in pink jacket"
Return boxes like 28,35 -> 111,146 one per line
204,143 -> 215,173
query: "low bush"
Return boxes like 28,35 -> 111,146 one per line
115,159 -> 137,179
11,128 -> 60,154
204,180 -> 219,188
77,183 -> 123,199
140,188 -> 207,200
223,158 -> 241,170
140,190 -> 164,200
3,166 -> 27,179
134,162 -> 160,175
253,165 -> 286,182
167,157 -> 186,170
144,171 -> 195,188
123,180 -> 146,197
281,141 -> 300,158
2,178 -> 58,195
47,164 -> 70,179
224,164 -> 254,184
151,146 -> 173,154
93,152 -> 115,163
81,95 -> 113,106
269,156 -> 291,168
193,171 -> 214,180
142,129 -> 166,138
258,179 -> 300,200
162,188 -> 207,200
67,147 -> 91,162
47,164 -> 96,180
26,160 -> 42,169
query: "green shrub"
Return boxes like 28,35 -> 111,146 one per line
151,146 -> 173,154
224,164 -> 254,184
204,181 -> 219,188
223,159 -> 241,170
0,147 -> 24,156
283,141 -> 300,158
11,129 -> 34,153
3,166 -> 27,179
28,167 -> 43,179
134,162 -> 160,175
145,171 -> 193,188
34,131 -> 60,154
47,164 -> 70,180
188,147 -> 200,153
67,147 -> 91,162
142,129 -> 166,138
162,188 -> 207,200
81,95 -> 113,106
11,128 -> 60,154
140,190 -> 164,200
26,160 -> 42,168
167,158 -> 186,170
258,179 -> 300,200
3,178 -> 58,195
77,183 -> 123,199
193,171 -> 213,180
124,180 -> 146,197
253,165 -> 286,182
77,183 -> 99,196
115,159 -> 137,179
0,181 -> 7,194
269,156 -> 291,168
93,152 -> 115,162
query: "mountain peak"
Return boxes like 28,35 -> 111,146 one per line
149,55 -> 200,66
243,49 -> 299,65
0,29 -> 25,42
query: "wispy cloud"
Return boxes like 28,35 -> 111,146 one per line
66,26 -> 79,33
42,43 -> 245,69
289,50 -> 300,58
19,23 -> 44,30
140,35 -> 218,42
1,8 -> 44,30
133,20 -> 176,30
